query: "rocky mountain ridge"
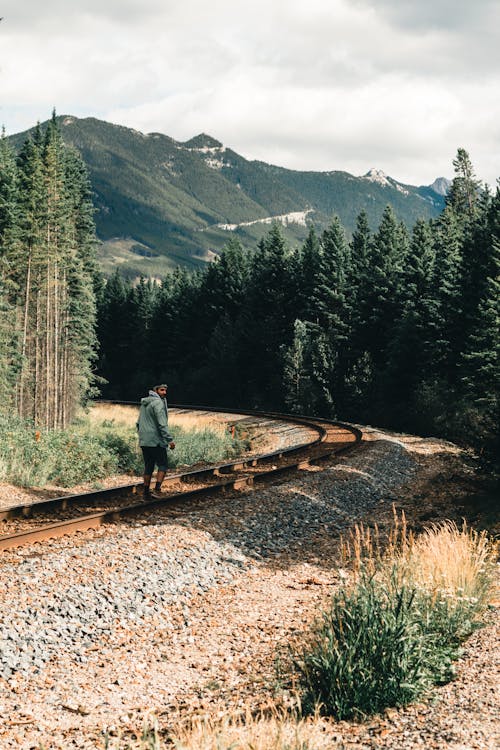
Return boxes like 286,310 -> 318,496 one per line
8,116 -> 449,278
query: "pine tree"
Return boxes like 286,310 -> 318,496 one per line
430,205 -> 464,382
0,115 -> 100,426
346,210 -> 373,416
96,270 -> 135,399
349,209 -> 371,296
283,319 -> 310,413
39,114 -> 73,427
0,131 -> 20,407
201,238 -> 250,320
313,217 -> 352,414
143,266 -> 205,400
122,276 -> 159,396
447,148 -> 482,222
282,319 -> 334,416
356,205 -> 406,419
456,187 -> 500,462
317,217 -> 351,333
192,239 -> 250,404
297,226 -> 322,322
14,126 -> 47,420
62,144 -> 100,421
384,218 -> 437,426
241,224 -> 294,407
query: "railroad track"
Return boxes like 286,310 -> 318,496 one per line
0,406 -> 362,551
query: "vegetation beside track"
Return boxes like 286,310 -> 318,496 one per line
0,409 -> 246,489
289,517 -> 497,721
92,517 -> 497,750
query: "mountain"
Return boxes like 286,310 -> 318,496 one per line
8,116 -> 448,278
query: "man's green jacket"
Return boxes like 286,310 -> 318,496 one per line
136,391 -> 174,447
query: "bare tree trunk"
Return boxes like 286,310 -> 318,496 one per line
53,258 -> 59,429
45,252 -> 51,429
18,252 -> 31,417
34,284 -> 41,425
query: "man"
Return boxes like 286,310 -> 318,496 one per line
137,384 -> 175,499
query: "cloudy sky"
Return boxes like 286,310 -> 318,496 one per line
1,0 -> 499,187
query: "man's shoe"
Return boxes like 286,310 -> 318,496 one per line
150,489 -> 164,500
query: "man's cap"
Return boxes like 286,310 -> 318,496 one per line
154,384 -> 168,390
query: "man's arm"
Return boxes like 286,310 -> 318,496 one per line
153,400 -> 174,445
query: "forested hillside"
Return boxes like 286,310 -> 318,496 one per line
0,115 -> 99,428
8,116 -> 446,278
96,149 -> 499,466
1,118 -> 496,467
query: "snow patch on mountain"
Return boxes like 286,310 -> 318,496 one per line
189,145 -> 226,155
204,153 -> 232,170
362,168 -> 410,195
363,168 -> 391,186
178,143 -> 232,170
216,209 -> 313,231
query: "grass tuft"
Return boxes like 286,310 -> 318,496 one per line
291,514 -> 497,720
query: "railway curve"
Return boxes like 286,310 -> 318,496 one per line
0,406 -> 361,551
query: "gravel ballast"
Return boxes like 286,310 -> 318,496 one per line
0,425 -> 498,749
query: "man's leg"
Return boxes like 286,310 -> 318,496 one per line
151,447 -> 169,495
141,448 -> 155,499
155,470 -> 166,491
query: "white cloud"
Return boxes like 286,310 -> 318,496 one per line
0,0 -> 499,186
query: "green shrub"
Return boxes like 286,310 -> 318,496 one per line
89,425 -> 143,474
0,417 -> 120,487
292,571 -> 445,719
291,521 -> 497,720
43,431 -> 120,486
168,426 -> 242,469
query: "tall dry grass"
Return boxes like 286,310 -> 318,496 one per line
88,403 -> 230,439
342,510 -> 497,609
170,708 -> 339,750
102,708 -> 339,750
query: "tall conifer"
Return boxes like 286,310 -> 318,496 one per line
0,131 -> 19,406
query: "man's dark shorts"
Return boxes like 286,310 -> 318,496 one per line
141,445 -> 168,474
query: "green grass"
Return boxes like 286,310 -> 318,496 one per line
0,413 -> 244,488
291,570 -> 452,718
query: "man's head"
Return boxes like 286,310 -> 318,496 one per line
154,384 -> 168,397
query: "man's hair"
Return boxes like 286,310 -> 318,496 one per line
154,384 -> 168,390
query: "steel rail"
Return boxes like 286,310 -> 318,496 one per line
0,409 -> 326,522
0,407 -> 361,551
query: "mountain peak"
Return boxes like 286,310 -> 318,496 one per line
182,133 -> 223,150
428,177 -> 451,196
363,168 -> 391,186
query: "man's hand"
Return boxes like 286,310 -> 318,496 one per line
169,442 -> 175,450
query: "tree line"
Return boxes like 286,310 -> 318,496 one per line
97,150 -> 499,466
0,114 -> 99,428
0,127 -> 497,464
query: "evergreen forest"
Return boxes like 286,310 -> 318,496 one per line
0,118 -> 498,469
0,114 -> 99,429
96,149 -> 499,468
